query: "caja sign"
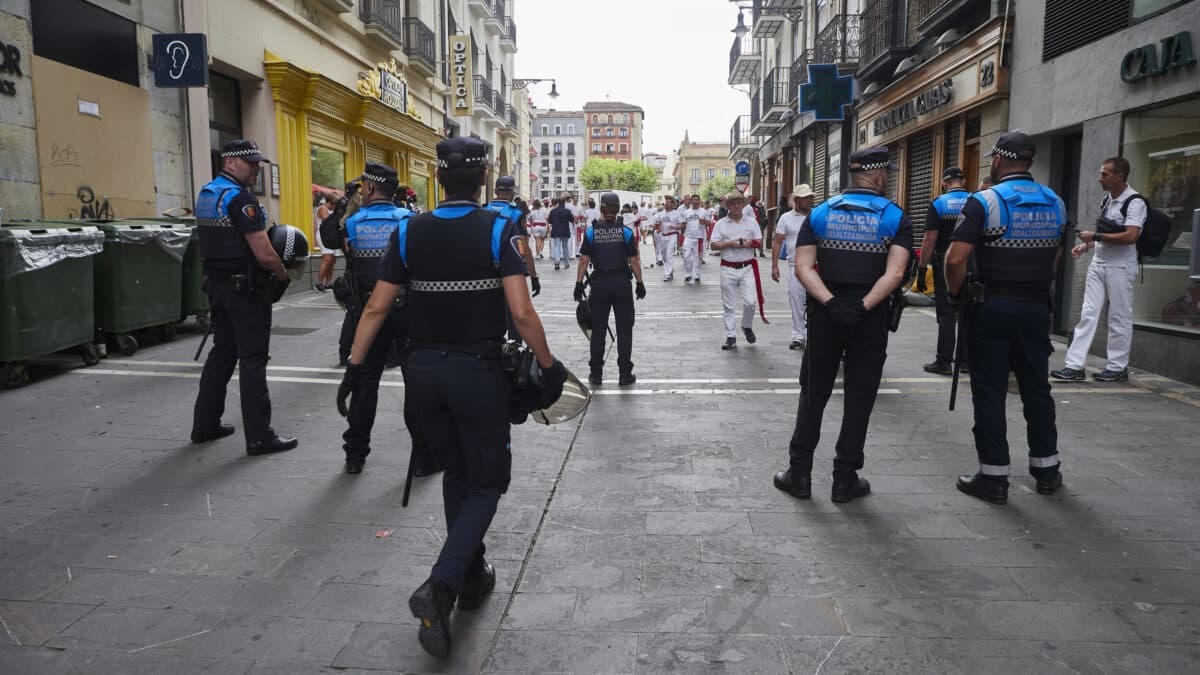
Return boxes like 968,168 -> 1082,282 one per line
1121,31 -> 1196,83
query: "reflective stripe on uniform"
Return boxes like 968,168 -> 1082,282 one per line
1029,454 -> 1060,468
979,463 -> 1010,476
410,278 -> 504,292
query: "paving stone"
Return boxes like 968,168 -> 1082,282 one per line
1009,566 -> 1200,603
645,511 -> 752,535
483,630 -> 638,673
700,534 -> 817,564
762,563 -> 1027,600
641,561 -> 766,596
634,633 -> 787,674
499,592 -> 577,630
780,636 -> 946,674
0,600 -> 96,646
0,643 -> 253,674
42,568 -> 200,609
519,557 -> 643,594
46,605 -> 217,653
331,621 -> 491,673
173,577 -> 325,617
187,614 -> 358,663
572,593 -> 706,633
703,594 -> 847,635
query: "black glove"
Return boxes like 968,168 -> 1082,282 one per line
270,278 -> 289,303
635,281 -> 646,300
538,359 -> 568,408
825,296 -> 867,329
916,266 -> 928,293
531,276 -> 541,297
573,282 -> 586,303
336,363 -> 365,417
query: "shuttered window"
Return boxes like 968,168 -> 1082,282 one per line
814,132 -> 828,203
885,144 -> 900,202
906,131 -> 936,246
1043,0 -> 1130,61
944,121 -> 961,170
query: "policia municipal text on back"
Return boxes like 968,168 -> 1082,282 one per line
338,137 -> 568,659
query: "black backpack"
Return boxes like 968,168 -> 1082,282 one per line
1100,193 -> 1172,260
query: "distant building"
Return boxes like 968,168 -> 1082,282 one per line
643,152 -> 671,197
583,101 -> 644,162
532,109 -> 585,202
673,131 -> 731,198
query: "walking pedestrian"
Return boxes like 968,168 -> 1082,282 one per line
711,192 -> 767,350
921,167 -> 971,376
547,197 -> 573,270
652,196 -> 684,281
772,184 -> 814,350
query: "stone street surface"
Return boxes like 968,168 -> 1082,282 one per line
2,242 -> 1200,674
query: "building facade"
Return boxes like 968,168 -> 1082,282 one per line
0,0 -> 191,221
643,152 -> 671,197
510,90 -> 534,198
674,133 -> 732,198
583,101 -> 644,162
532,109 -> 584,201
1009,0 -> 1200,384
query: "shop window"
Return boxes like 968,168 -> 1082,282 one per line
208,73 -> 244,179
1123,97 -> 1200,334
32,0 -> 138,86
310,144 -> 346,194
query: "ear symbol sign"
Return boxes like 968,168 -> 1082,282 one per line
166,40 -> 189,79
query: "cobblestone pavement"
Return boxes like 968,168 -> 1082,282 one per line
2,242 -> 1199,674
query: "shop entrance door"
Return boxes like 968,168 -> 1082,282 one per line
1053,132 -> 1083,334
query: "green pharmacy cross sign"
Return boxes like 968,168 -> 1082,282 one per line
800,64 -> 854,122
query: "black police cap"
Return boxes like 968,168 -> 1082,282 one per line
437,137 -> 489,169
599,192 -> 620,210
942,166 -> 966,181
495,175 -> 516,191
354,161 -> 399,185
220,139 -> 269,163
987,131 -> 1036,161
848,146 -> 897,172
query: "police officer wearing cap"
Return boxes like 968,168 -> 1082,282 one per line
946,131 -> 1067,504
333,162 -> 413,474
773,146 -> 914,503
921,166 -> 972,376
190,140 -> 298,456
487,175 -> 541,342
574,192 -> 646,386
339,137 -> 567,658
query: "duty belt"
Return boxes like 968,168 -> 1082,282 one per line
409,278 -> 503,292
591,267 -> 629,277
408,339 -> 503,359
720,259 -> 754,269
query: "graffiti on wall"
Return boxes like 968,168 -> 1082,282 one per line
69,186 -> 115,220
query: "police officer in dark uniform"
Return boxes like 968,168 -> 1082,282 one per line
946,131 -> 1067,504
921,166 -> 971,376
338,137 -> 567,658
487,175 -> 541,342
574,192 -> 646,386
335,162 -> 412,474
190,140 -> 297,455
773,147 -> 914,503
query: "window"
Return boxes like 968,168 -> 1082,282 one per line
554,160 -> 562,171
567,124 -> 575,134
553,142 -> 562,154
622,113 -> 629,124
619,144 -> 628,153
567,164 -> 575,173
606,129 -> 614,137
1133,0 -> 1188,20
208,72 -> 244,178
567,176 -> 575,184
1124,97 -> 1200,335
592,143 -> 601,152
607,114 -> 614,123
567,143 -> 575,155
606,144 -> 615,153
541,125 -> 548,134
541,159 -> 549,169
619,128 -> 629,138
691,168 -> 701,182
707,169 -> 716,180
541,143 -> 549,155
591,114 -> 598,123
592,129 -> 601,137
554,125 -> 561,135
32,0 -> 139,86
722,168 -> 731,176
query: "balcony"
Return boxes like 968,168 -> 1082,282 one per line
727,34 -> 761,85
484,0 -> 504,32
761,67 -> 790,124
473,75 -> 494,120
403,17 -> 436,77
468,0 -> 493,18
491,89 -> 507,121
500,16 -> 517,53
789,49 -> 812,101
913,0 -> 988,37
729,115 -> 758,161
316,0 -> 354,12
858,0 -> 912,81
749,86 -> 761,133
359,0 -> 405,52
509,107 -> 519,127
813,14 -> 861,67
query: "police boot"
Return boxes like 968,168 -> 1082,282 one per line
344,449 -> 367,475
457,557 -> 496,611
247,435 -> 298,456
618,371 -> 636,386
589,364 -> 602,386
409,577 -> 456,658
773,469 -> 811,499
1033,469 -> 1063,495
831,476 -> 871,504
956,473 -> 1008,505
191,423 -> 236,444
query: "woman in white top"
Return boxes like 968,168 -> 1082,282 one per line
529,199 -> 549,259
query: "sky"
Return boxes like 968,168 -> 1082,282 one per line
513,0 -> 749,158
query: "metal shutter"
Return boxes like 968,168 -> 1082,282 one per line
814,132 -> 828,203
885,144 -> 900,202
1043,0 -> 1129,62
945,122 -> 960,170
906,131 -> 935,246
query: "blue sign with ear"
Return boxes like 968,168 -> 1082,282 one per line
152,33 -> 208,88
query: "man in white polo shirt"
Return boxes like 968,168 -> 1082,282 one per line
772,184 -> 815,349
711,191 -> 766,350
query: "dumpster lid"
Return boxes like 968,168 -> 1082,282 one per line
0,223 -> 105,279
96,221 -> 193,262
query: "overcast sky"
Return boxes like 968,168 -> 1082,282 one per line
513,0 -> 749,157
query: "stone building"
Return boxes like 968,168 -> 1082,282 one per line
583,101 -> 644,162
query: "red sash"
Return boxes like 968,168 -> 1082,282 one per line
720,254 -> 769,324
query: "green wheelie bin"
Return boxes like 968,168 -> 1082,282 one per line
0,222 -> 105,388
90,220 -> 191,356
117,216 -> 208,329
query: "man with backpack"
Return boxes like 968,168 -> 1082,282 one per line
1053,157 -> 1147,383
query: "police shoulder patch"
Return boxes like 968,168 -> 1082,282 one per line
510,235 -> 527,258
242,204 -> 260,221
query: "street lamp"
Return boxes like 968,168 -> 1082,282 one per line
512,78 -> 559,100
732,11 -> 748,38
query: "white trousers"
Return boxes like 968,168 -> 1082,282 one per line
787,265 -> 808,341
1065,262 -> 1138,371
660,235 -> 678,278
721,265 -> 757,337
652,231 -> 663,262
682,237 -> 703,279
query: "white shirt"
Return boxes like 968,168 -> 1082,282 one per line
585,207 -> 601,225
530,208 -> 548,224
742,204 -> 758,225
621,212 -> 636,227
653,208 -> 685,235
569,203 -> 583,220
681,207 -> 707,238
1095,186 -> 1145,266
775,210 -> 808,263
712,216 -> 760,264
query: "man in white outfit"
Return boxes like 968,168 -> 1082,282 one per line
653,196 -> 684,281
772,184 -> 814,349
711,192 -> 765,350
1052,157 -> 1145,383
680,195 -> 709,284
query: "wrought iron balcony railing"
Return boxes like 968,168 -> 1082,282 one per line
813,14 -> 861,65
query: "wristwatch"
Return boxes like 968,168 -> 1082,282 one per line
1095,232 -> 1104,243
738,238 -> 745,247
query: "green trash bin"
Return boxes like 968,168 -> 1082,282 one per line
91,221 -> 191,356
112,216 -> 208,327
0,223 -> 105,388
